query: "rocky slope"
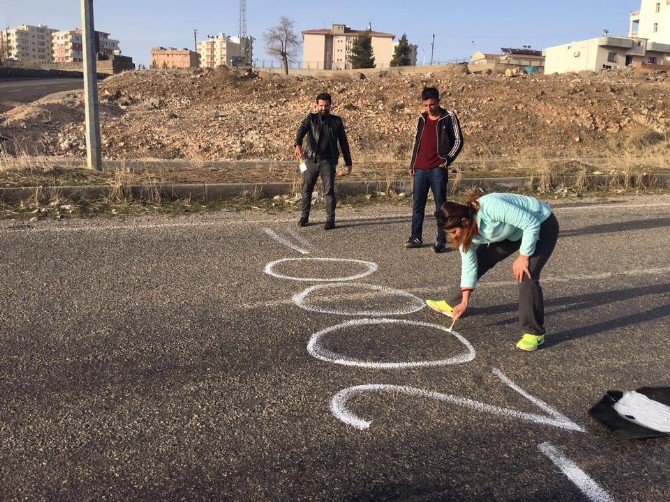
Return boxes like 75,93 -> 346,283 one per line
1,65 -> 669,164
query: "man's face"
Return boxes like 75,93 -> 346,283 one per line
316,99 -> 332,115
422,98 -> 440,117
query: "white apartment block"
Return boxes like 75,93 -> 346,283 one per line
1,24 -> 55,63
544,0 -> 670,73
630,0 -> 670,42
197,34 -> 247,68
302,24 -> 396,70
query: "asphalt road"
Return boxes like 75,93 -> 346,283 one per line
1,195 -> 669,500
0,78 -> 83,109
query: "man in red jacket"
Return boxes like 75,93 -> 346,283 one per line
406,87 -> 463,253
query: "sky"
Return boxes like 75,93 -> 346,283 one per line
0,0 -> 642,67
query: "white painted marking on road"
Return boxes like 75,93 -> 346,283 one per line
263,227 -> 309,255
538,443 -> 614,502
7,90 -> 21,93
331,368 -> 585,431
286,228 -> 314,250
35,86 -> 46,89
293,283 -> 425,316
492,368 -> 584,432
308,318 -> 475,369
264,257 -> 378,282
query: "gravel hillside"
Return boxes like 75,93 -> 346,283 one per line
1,65 -> 669,165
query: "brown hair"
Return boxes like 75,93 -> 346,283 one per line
435,194 -> 481,251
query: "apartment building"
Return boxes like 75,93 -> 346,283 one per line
1,24 -> 55,63
302,23 -> 395,70
471,48 -> 545,73
197,34 -> 252,68
630,0 -> 670,42
51,29 -> 119,62
544,0 -> 670,73
151,47 -> 200,68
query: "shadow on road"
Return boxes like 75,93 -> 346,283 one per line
559,217 -> 669,238
476,282 -> 670,347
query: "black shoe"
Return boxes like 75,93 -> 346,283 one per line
298,217 -> 309,227
405,237 -> 423,248
432,243 -> 447,253
324,220 -> 335,230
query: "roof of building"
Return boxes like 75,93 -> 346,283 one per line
501,47 -> 543,56
302,28 -> 395,38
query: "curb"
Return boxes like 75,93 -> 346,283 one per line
1,174 -> 668,204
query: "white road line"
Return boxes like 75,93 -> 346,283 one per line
286,228 -> 314,250
7,89 -> 21,93
263,227 -> 309,255
538,443 -> 614,502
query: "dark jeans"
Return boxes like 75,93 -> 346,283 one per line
448,213 -> 560,336
301,159 -> 336,222
411,167 -> 448,245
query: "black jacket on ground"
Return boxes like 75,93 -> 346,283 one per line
295,113 -> 352,166
409,107 -> 463,175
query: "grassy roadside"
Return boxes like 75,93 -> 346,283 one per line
1,180 -> 666,222
1,149 -> 668,221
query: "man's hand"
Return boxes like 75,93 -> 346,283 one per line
338,165 -> 352,177
513,254 -> 531,283
294,145 -> 303,160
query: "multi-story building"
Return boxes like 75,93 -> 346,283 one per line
151,47 -> 200,68
470,47 -> 545,73
302,23 -> 396,70
630,0 -> 670,42
197,34 -> 252,68
544,0 -> 670,73
52,29 -> 119,62
1,24 -> 55,63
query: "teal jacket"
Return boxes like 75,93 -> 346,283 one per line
460,193 -> 553,289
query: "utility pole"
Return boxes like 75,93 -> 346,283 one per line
81,0 -> 102,170
430,33 -> 435,65
193,28 -> 197,53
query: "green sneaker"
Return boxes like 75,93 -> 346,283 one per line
516,333 -> 545,351
426,299 -> 453,318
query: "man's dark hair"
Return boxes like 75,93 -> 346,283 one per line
421,87 -> 440,101
316,92 -> 332,103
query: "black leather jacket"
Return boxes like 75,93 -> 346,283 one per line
295,113 -> 352,166
409,107 -> 463,175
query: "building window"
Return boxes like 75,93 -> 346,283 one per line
653,23 -> 658,32
656,2 -> 660,12
607,52 -> 617,63
648,56 -> 658,64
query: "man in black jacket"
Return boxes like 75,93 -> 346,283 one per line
406,87 -> 463,252
294,92 -> 353,230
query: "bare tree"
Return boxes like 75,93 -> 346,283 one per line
264,16 -> 300,75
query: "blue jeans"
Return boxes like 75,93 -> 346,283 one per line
411,167 -> 448,245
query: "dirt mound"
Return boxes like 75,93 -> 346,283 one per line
1,66 -> 669,163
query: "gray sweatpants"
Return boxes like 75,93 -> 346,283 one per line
448,213 -> 560,336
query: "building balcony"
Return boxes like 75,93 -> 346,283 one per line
598,36 -> 633,49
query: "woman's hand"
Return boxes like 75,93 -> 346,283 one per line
513,254 -> 531,283
452,301 -> 468,321
294,145 -> 303,160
